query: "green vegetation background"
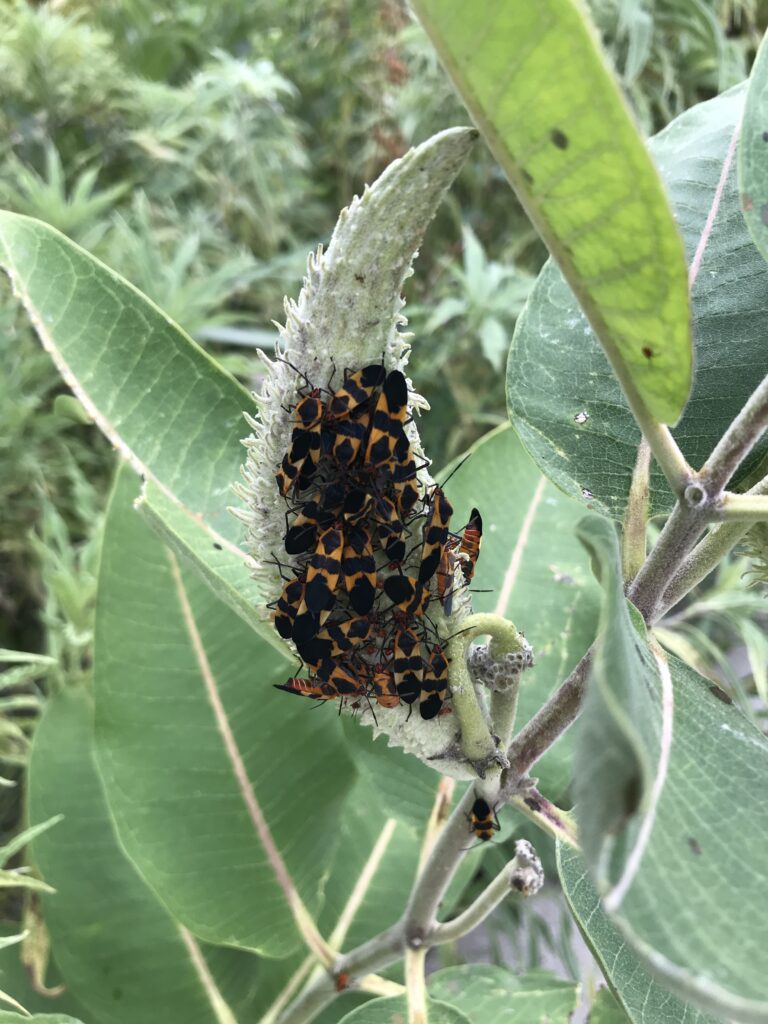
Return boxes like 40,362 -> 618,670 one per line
1,0 -> 766,892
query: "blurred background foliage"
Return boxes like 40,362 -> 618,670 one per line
0,0 -> 767,966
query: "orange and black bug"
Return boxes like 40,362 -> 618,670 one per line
364,370 -> 409,468
435,540 -> 459,616
276,392 -> 325,496
469,796 -> 500,842
274,676 -> 341,701
327,364 -> 387,420
272,577 -> 304,640
420,644 -> 449,720
393,628 -> 423,705
371,670 -> 401,709
317,658 -> 368,697
341,526 -> 377,615
458,508 -> 483,582
304,526 -> 344,614
332,410 -> 370,467
383,574 -> 429,617
295,616 -> 372,667
283,494 -> 338,555
342,487 -> 373,525
418,486 -> 454,586
372,494 -> 407,564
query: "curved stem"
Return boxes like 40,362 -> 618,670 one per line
490,686 -> 520,750
430,839 -> 544,947
403,786 -> 477,947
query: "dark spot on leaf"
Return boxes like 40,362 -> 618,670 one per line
522,168 -> 534,184
623,775 -> 642,818
762,130 -> 768,142
551,128 -> 569,150
213,542 -> 222,550
642,346 -> 654,359
112,988 -> 123,1001
354,273 -> 365,283
742,193 -> 754,212
709,684 -> 733,705
761,203 -> 768,227
687,836 -> 702,855
524,796 -> 542,812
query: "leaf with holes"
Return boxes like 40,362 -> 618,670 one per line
739,29 -> 768,263
510,84 -> 768,519
0,212 -> 270,640
28,688 -> 260,1024
413,0 -> 691,424
442,425 -> 601,799
93,465 -> 355,956
557,844 -> 719,1024
428,964 -> 579,1022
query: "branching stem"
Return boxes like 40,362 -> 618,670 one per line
700,373 -> 768,493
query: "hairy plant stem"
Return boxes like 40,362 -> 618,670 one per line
700,373 -> 768,492
622,439 -> 651,582
405,947 -> 428,1023
491,687 -> 520,750
504,648 -> 592,789
509,786 -> 578,848
716,494 -> 768,520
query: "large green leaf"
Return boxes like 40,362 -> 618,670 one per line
27,689 -> 260,1024
428,964 -> 579,1023
442,425 -> 601,798
338,996 -> 470,1024
93,466 -> 355,956
0,1016 -> 84,1023
570,630 -> 768,1021
413,0 -> 691,424
739,30 -> 768,262
510,84 -> 768,519
573,516 -> 666,893
557,844 -> 719,1024
0,212 -> 267,637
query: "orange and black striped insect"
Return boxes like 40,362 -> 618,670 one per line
276,392 -> 324,496
468,796 -> 500,842
317,658 -> 368,697
272,577 -> 304,640
331,409 -> 370,467
304,526 -> 344,614
418,487 -> 454,586
393,627 -> 423,705
274,676 -> 334,700
296,615 -> 373,668
383,574 -> 429,617
371,670 -> 401,709
341,526 -> 377,615
372,494 -> 407,564
364,370 -> 409,468
458,508 -> 483,582
420,644 -> 449,720
283,493 -> 339,555
327,364 -> 387,420
435,539 -> 459,616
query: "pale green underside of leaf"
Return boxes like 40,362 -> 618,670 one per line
441,424 -> 601,798
739,30 -> 768,262
428,964 -> 579,1023
511,83 -> 768,520
572,651 -> 768,1021
0,211 -> 267,625
27,689 -> 260,1024
573,516 -> 663,890
338,996 -> 470,1024
413,0 -> 691,424
0,1016 -> 85,1024
557,843 -> 719,1024
93,466 -> 354,957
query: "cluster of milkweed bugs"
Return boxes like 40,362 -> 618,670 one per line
268,360 -> 484,720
